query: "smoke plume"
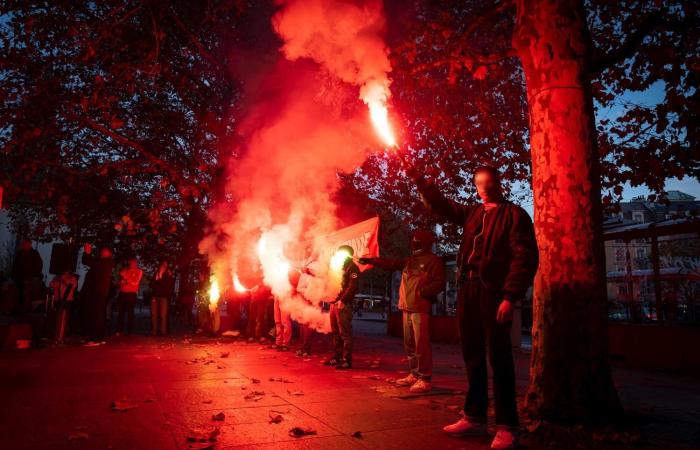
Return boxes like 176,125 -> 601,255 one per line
200,0 -> 392,332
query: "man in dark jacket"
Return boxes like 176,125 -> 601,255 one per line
150,260 -> 175,336
325,245 -> 360,370
11,239 -> 44,313
412,165 -> 538,450
81,243 -> 114,342
360,229 -> 445,393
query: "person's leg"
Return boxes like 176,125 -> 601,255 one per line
126,293 -> 136,334
255,301 -> 266,339
281,309 -> 292,346
485,295 -> 519,428
460,282 -> 488,421
414,312 -> 432,381
150,297 -> 158,335
273,298 -> 282,346
301,325 -> 313,353
339,305 -> 353,364
117,293 -> 127,333
95,296 -> 107,340
159,297 -> 168,335
403,312 -> 418,376
329,304 -> 342,360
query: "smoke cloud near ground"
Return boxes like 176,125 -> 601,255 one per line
200,0 -> 393,332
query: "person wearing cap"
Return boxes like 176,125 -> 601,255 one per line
325,245 -> 360,370
359,229 -> 445,393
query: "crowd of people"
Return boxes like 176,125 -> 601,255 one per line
1,164 -> 538,449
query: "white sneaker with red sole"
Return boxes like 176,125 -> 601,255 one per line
395,373 -> 418,386
443,414 -> 488,436
409,379 -> 432,393
491,427 -> 518,449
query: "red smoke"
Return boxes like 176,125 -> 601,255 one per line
200,0 -> 393,332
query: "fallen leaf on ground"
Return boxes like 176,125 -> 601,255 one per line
111,400 -> 138,412
386,378 -> 396,384
212,412 -> 225,421
288,426 -> 316,438
202,400 -> 213,404
251,378 -> 261,384
68,432 -> 89,440
351,431 -> 363,438
186,427 -> 220,443
269,377 -> 293,383
269,414 -> 283,424
220,352 -> 229,358
287,389 -> 304,396
244,391 -> 266,401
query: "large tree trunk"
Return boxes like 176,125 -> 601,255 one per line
512,0 -> 623,423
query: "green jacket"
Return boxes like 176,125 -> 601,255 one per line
367,253 -> 446,313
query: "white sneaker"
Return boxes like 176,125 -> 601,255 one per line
395,373 -> 418,386
409,379 -> 432,393
443,415 -> 488,436
491,428 -> 518,449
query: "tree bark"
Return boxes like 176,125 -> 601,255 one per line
512,0 -> 623,423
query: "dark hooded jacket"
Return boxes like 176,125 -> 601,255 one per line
81,252 -> 114,299
417,180 -> 538,301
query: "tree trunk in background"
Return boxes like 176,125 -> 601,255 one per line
513,0 -> 623,423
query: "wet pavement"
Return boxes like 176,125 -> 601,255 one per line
0,317 -> 698,449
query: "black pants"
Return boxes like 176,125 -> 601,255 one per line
459,280 -> 518,427
330,303 -> 353,362
247,300 -> 266,339
117,292 -> 137,334
85,293 -> 107,341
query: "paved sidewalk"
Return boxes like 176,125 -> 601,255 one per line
0,319 -> 698,449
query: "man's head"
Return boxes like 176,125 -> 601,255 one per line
99,247 -> 113,258
473,165 -> 503,203
410,229 -> 435,255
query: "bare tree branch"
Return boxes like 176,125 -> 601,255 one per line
168,7 -> 225,72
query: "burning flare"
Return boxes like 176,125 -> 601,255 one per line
233,273 -> 250,293
209,278 -> 221,309
329,248 -> 352,272
362,80 -> 397,148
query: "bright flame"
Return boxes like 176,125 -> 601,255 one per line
362,81 -> 397,148
233,273 -> 249,293
330,248 -> 351,272
209,278 -> 221,306
257,235 -> 267,259
256,230 -> 292,295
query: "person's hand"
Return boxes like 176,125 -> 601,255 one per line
84,243 -> 92,254
358,257 -> 372,265
496,299 -> 513,324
